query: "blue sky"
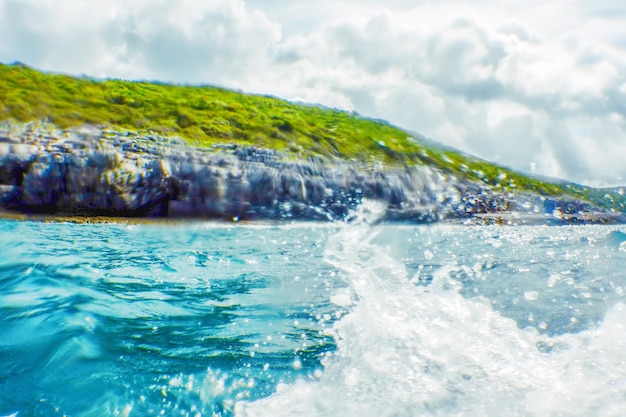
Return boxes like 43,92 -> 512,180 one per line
1,0 -> 625,186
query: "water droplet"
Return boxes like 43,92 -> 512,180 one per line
524,291 -> 539,301
547,274 -> 560,288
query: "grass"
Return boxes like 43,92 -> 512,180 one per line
0,62 -> 415,164
1,62 -> 625,212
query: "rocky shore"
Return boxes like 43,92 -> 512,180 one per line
0,122 -> 622,224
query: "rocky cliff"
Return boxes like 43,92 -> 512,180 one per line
0,122 -> 622,224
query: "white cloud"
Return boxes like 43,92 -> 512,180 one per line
0,0 -> 280,83
1,0 -> 626,186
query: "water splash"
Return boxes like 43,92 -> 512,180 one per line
236,207 -> 626,416
3,218 -> 626,416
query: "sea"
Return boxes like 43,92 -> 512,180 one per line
2,201 -> 626,417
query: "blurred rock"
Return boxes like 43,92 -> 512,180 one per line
0,121 -> 622,224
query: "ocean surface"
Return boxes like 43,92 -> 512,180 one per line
2,203 -> 626,416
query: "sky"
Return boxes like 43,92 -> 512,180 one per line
1,0 -> 626,186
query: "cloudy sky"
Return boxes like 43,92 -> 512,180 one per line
1,0 -> 625,186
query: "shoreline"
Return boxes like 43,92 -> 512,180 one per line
2,208 -> 623,227
1,122 -> 624,226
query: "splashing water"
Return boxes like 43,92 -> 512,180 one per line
2,205 -> 626,416
237,202 -> 626,417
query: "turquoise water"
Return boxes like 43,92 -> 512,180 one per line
2,204 -> 626,416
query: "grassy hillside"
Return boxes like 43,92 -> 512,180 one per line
1,62 -> 625,212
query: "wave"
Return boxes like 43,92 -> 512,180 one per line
236,203 -> 626,417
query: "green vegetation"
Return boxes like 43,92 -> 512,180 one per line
0,62 -> 414,164
1,62 -> 625,212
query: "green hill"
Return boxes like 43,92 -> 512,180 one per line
1,62 -> 624,213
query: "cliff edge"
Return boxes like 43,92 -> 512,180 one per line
0,122 -> 622,224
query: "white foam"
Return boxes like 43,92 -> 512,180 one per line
236,212 -> 626,416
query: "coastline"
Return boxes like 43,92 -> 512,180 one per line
1,121 -> 624,226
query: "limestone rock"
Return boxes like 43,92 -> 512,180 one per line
0,122 -> 622,224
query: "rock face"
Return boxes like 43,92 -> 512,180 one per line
0,122 -> 622,224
